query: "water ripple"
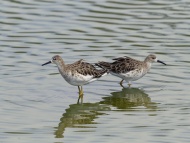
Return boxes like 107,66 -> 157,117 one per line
1,0 -> 190,143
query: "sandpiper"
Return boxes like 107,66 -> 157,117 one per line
42,55 -> 107,103
96,54 -> 166,87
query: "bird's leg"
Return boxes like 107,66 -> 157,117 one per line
128,81 -> 131,88
80,86 -> 83,103
119,79 -> 124,87
77,86 -> 83,104
78,86 -> 81,94
77,86 -> 81,104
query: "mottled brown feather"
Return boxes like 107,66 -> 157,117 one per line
66,59 -> 107,78
97,56 -> 143,74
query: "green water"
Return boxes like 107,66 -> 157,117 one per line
1,0 -> 190,142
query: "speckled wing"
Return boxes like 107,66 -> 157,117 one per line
110,56 -> 141,74
72,59 -> 107,78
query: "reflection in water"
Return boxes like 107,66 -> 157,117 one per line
54,103 -> 110,138
100,88 -> 156,109
54,88 -> 157,138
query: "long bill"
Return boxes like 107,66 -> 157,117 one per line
42,61 -> 51,66
157,60 -> 166,65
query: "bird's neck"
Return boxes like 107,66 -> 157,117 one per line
57,60 -> 66,72
144,57 -> 150,63
145,62 -> 152,72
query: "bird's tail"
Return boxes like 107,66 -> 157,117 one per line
94,62 -> 111,78
95,61 -> 111,70
99,68 -> 109,77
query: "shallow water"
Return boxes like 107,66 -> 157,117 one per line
1,0 -> 190,142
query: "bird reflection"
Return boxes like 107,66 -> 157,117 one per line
54,103 -> 110,138
100,88 -> 156,109
54,88 -> 156,138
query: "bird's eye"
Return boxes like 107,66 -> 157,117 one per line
152,57 -> 156,59
53,57 -> 56,60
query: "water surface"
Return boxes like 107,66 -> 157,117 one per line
1,0 -> 190,143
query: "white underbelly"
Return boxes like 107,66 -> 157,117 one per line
61,71 -> 96,86
110,69 -> 146,81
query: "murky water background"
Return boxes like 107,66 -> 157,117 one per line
1,0 -> 190,142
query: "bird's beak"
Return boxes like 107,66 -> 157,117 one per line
157,60 -> 166,65
42,61 -> 52,66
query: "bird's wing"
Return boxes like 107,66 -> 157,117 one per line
110,56 -> 141,73
74,61 -> 106,78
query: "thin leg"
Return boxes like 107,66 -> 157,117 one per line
119,79 -> 124,87
80,86 -> 83,95
77,96 -> 80,104
80,86 -> 83,103
77,86 -> 81,104
77,86 -> 83,104
128,81 -> 131,88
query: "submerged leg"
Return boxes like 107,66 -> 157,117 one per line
77,86 -> 84,104
119,79 -> 124,87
